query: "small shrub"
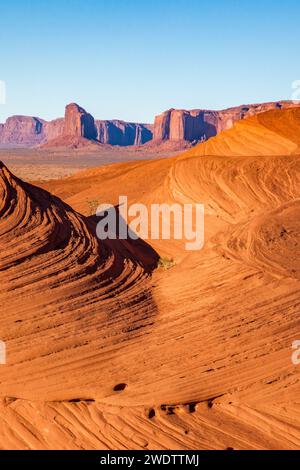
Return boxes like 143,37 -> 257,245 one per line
157,257 -> 175,270
87,199 -> 100,216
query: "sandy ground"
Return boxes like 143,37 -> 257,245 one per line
1,107 -> 300,449
0,142 -> 185,181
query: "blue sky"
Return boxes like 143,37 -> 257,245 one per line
0,0 -> 300,123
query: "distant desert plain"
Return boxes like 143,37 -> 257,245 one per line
1,101 -> 300,450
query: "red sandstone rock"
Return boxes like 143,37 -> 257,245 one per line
0,116 -> 64,147
44,118 -> 64,142
44,104 -> 153,147
95,120 -> 152,146
63,103 -> 97,140
1,100 -> 299,149
153,101 -> 300,143
0,116 -> 45,146
0,103 -> 153,148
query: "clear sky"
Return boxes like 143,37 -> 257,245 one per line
1,0 -> 300,123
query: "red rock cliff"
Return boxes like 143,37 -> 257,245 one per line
63,103 -> 97,140
153,101 -> 300,143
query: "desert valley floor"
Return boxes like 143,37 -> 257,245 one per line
0,107 -> 300,449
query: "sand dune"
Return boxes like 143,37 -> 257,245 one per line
1,107 -> 300,449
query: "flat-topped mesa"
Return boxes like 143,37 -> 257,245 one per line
153,101 -> 300,143
0,115 -> 45,146
34,103 -> 153,148
95,120 -> 153,146
63,103 -> 97,140
0,115 -> 64,147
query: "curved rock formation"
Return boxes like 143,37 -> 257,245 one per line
2,107 -> 300,449
33,106 -> 300,449
0,161 -> 158,401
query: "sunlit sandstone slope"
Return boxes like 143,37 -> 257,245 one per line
183,107 -> 300,157
1,107 -> 300,449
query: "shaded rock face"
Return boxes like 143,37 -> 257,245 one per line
63,103 -> 153,146
153,101 -> 300,143
153,109 -> 221,142
95,120 -> 153,146
60,103 -> 153,146
63,103 -> 97,140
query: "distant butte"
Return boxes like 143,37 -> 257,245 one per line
0,100 -> 299,149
